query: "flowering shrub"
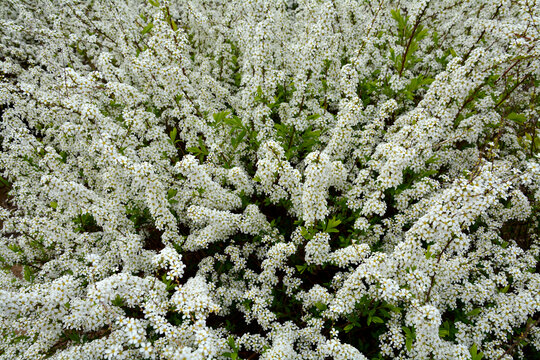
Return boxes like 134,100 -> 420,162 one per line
1,0 -> 540,359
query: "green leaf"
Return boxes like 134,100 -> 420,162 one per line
0,176 -> 9,187
469,343 -> 484,359
68,331 -> 81,343
296,264 -> 307,274
148,0 -> 159,6
50,201 -> 58,209
344,323 -> 354,332
233,129 -> 247,148
187,147 -> 201,154
254,86 -> 266,103
167,189 -> 178,201
391,9 -> 407,30
300,226 -> 312,239
213,110 -> 230,125
415,27 -> 429,42
314,302 -> 327,311
425,245 -> 432,259
224,116 -> 243,129
402,326 -> 415,351
23,266 -> 34,283
508,112 -> 526,124
112,295 -> 124,306
227,336 -> 238,354
187,137 -> 209,161
421,77 -> 435,86
197,137 -> 208,154
242,299 -> 252,311
141,22 -> 154,35
466,308 -> 481,317
325,217 -> 341,233
385,304 -> 402,313
170,127 -> 177,143
371,316 -> 384,324
59,151 -> 68,163
425,154 -> 439,165
405,336 -> 412,351
470,344 -> 478,357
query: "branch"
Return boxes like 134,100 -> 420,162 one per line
398,4 -> 428,76
497,317 -> 540,360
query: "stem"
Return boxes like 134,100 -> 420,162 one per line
531,116 -> 538,158
497,317 -> 540,360
398,5 -> 428,76
494,75 -> 531,110
287,126 -> 296,155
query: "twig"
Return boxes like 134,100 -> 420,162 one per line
497,317 -> 540,360
398,4 -> 428,76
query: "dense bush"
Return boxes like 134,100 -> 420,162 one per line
0,0 -> 539,359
